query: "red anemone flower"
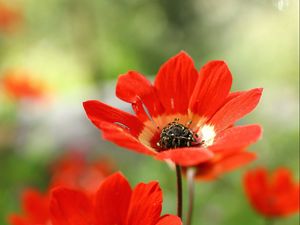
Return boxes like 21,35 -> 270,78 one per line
50,151 -> 114,193
189,148 -> 256,180
83,51 -> 262,166
9,173 -> 181,225
9,189 -> 50,225
244,167 -> 300,218
50,172 -> 182,225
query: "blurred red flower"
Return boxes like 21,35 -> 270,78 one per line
9,189 -> 50,225
244,167 -> 300,218
9,173 -> 181,225
0,3 -> 21,32
1,71 -> 48,101
50,172 -> 182,225
50,151 -> 114,193
186,148 -> 256,180
8,153 -> 114,225
83,51 -> 262,166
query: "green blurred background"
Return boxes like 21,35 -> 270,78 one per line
0,0 -> 299,224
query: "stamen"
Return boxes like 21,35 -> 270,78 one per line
186,120 -> 192,127
140,98 -> 158,128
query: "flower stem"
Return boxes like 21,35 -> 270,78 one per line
176,165 -> 183,219
186,167 -> 196,225
265,218 -> 275,225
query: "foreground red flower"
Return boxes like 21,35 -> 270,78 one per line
50,172 -> 182,225
244,167 -> 300,218
9,189 -> 50,225
50,151 -> 114,193
9,173 -> 181,225
84,51 -> 262,166
191,148 -> 256,180
1,70 -> 48,101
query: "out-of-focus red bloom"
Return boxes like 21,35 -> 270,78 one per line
190,148 -> 256,180
83,51 -> 263,166
244,167 -> 300,218
0,3 -> 21,32
9,189 -> 50,225
1,71 -> 48,101
10,173 -> 181,225
9,153 -> 115,225
50,172 -> 182,225
50,151 -> 114,193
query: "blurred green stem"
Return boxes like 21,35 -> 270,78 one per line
266,218 -> 275,225
176,165 -> 183,219
186,167 -> 196,225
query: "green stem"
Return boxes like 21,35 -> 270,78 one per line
265,218 -> 275,225
176,165 -> 183,219
186,168 -> 196,225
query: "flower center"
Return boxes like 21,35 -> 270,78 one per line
157,119 -> 198,150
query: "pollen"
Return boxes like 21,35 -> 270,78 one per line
199,125 -> 216,147
157,119 -> 198,150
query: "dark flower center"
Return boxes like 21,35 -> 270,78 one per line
157,119 -> 197,150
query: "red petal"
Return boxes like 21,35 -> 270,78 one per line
273,168 -> 294,192
189,61 -> 232,118
126,182 -> 162,225
22,189 -> 49,223
98,121 -> 156,156
95,172 -> 132,225
156,148 -> 214,166
272,168 -> 300,215
116,71 -> 164,119
8,215 -> 28,225
244,168 -> 268,198
224,91 -> 246,104
244,168 -> 270,216
209,125 -> 262,152
209,88 -> 263,132
198,151 -> 256,180
154,51 -> 199,114
83,100 -> 144,137
156,215 -> 182,225
50,187 -> 93,225
217,151 -> 256,171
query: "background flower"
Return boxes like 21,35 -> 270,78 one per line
244,167 -> 300,218
1,70 -> 49,102
0,3 -> 21,32
9,189 -> 50,225
50,151 -> 115,193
